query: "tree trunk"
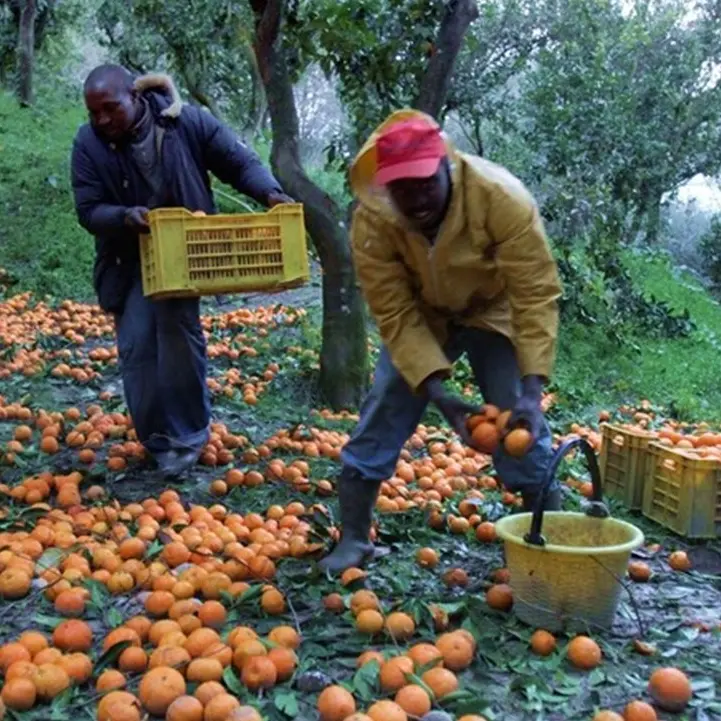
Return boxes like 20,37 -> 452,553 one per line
415,0 -> 480,119
16,0 -> 36,107
249,0 -> 368,409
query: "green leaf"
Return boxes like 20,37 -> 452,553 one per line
274,690 -> 299,717
222,666 -> 245,696
105,606 -> 124,628
351,659 -> 380,702
36,547 -> 64,571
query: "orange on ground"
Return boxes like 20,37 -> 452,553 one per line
530,629 -> 557,656
166,695 -> 204,721
647,667 -> 692,712
356,609 -> 384,635
395,684 -> 432,715
385,612 -> 415,641
623,700 -> 658,721
1,677 -> 36,710
407,643 -> 443,669
486,583 -> 514,611
567,636 -> 602,670
421,666 -> 459,698
317,685 -> 356,721
241,655 -> 278,690
203,694 -> 240,721
380,655 -> 414,693
267,625 -> 301,650
367,699 -> 408,721
137,666 -> 186,716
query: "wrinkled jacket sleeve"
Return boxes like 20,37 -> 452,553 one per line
486,184 -> 562,379
352,208 -> 451,391
188,106 -> 283,206
70,136 -> 127,235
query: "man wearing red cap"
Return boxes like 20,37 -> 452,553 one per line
319,110 -> 563,574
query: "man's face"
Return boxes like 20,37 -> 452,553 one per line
85,84 -> 137,141
387,161 -> 451,234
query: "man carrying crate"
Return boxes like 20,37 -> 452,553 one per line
71,64 -> 293,479
320,110 -> 564,574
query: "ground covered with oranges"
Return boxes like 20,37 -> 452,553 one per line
0,289 -> 720,721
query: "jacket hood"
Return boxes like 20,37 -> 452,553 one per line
349,108 -> 461,221
134,73 -> 183,120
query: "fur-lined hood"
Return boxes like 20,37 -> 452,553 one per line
134,73 -> 183,119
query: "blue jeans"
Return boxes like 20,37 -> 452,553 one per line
341,328 -> 556,492
114,272 -> 211,459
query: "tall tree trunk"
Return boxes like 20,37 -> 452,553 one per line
415,0 -> 479,119
249,0 -> 368,409
16,0 -> 36,107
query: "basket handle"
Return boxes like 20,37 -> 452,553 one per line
523,436 -> 610,547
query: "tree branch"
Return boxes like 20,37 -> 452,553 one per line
415,0 -> 479,119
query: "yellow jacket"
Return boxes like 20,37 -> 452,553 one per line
350,109 -> 562,392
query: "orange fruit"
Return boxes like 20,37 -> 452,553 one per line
530,629 -> 556,656
356,609 -> 384,635
166,695 -> 204,721
379,655 -> 414,693
103,627 -> 142,652
137,666 -> 187,716
17,632 -> 48,657
241,655 -> 278,690
668,551 -> 691,571
357,650 -> 385,668
323,593 -> 345,613
197,600 -> 227,629
57,652 -> 93,684
317,685 -> 356,721
1,677 -> 36,710
385,612 -> 415,641
267,647 -> 297,682
407,643 -> 443,670
52,619 -> 92,652
416,547 -> 439,568
567,636 -> 602,670
624,700 -> 658,721
267,625 -> 301,650
350,590 -> 380,615
395,684 -> 432,715
367,699 -> 407,721
647,667 -> 692,711
203,694 -> 240,721
97,692 -> 139,721
421,666 -> 459,698
225,708 -> 263,721
471,421 -> 500,453
475,521 -> 497,542
486,583 -> 513,611
435,631 -> 474,671
5,660 -> 37,682
194,680 -> 225,705
232,639 -> 267,670
186,657 -> 223,683
33,663 -> 71,701
504,427 -> 533,456
0,643 -> 31,673
593,714 -> 623,721
628,561 -> 651,582
96,669 -> 127,692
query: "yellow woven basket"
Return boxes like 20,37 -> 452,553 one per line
495,437 -> 644,632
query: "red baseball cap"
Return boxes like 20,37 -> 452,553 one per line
374,117 -> 447,186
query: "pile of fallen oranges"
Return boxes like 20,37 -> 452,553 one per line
0,291 -> 709,720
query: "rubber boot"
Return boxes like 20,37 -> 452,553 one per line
521,487 -> 562,512
318,468 -> 381,575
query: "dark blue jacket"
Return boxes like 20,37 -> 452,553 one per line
70,75 -> 283,312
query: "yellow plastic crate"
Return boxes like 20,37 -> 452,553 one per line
642,442 -> 721,538
140,205 -> 309,299
599,423 -> 656,510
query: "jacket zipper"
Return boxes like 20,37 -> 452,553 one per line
427,240 -> 440,306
